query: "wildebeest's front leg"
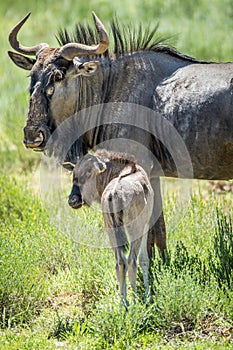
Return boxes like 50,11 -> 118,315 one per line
139,227 -> 150,302
147,176 -> 167,261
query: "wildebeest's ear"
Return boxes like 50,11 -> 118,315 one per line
68,59 -> 99,77
8,51 -> 36,71
94,158 -> 106,174
77,61 -> 99,76
62,162 -> 76,171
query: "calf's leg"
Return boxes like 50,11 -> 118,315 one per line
103,209 -> 129,307
127,238 -> 141,297
114,246 -> 128,307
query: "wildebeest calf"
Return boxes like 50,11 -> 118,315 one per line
68,149 -> 154,306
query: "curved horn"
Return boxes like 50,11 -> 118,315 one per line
58,12 -> 109,60
9,12 -> 49,56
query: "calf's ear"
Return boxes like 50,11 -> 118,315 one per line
94,158 -> 106,174
62,162 -> 76,171
8,51 -> 35,70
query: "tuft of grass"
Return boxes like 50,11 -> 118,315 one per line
48,311 -> 86,341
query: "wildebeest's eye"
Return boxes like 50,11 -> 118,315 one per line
54,68 -> 65,81
46,85 -> 55,97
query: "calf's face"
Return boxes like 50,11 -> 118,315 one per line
68,154 -> 106,209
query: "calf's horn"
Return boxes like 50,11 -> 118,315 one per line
9,12 -> 49,55
58,12 -> 109,60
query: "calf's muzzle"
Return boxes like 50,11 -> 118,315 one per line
68,195 -> 83,209
68,184 -> 83,209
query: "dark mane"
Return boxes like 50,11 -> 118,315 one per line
56,18 -> 203,62
95,149 -> 136,166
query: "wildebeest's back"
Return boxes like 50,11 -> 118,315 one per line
153,62 -> 233,179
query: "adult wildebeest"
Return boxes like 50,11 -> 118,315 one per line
68,149 -> 154,306
8,12 -> 233,259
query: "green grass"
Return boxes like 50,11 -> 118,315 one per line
1,0 -> 233,348
0,173 -> 232,349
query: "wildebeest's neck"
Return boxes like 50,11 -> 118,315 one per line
70,51 -> 192,170
79,51 -> 193,109
49,50 -> 195,128
56,51 -> 195,170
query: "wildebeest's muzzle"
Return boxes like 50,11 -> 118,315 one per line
23,124 -> 51,151
68,184 -> 83,209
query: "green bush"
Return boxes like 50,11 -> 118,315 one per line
208,211 -> 233,289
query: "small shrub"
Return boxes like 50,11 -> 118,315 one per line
208,211 -> 233,289
146,240 -> 207,294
